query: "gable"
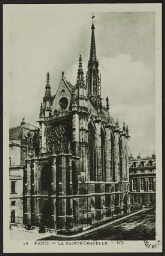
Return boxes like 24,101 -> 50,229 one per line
51,77 -> 73,113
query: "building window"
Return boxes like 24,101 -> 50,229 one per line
88,122 -> 96,181
101,128 -> 106,182
149,160 -> 152,166
59,97 -> 68,110
9,157 -> 11,167
93,81 -> 97,94
11,210 -> 15,223
125,156 -> 128,177
133,162 -> 136,168
141,161 -> 144,167
72,161 -> 78,194
148,178 -> 153,191
11,201 -> 16,206
11,181 -> 16,193
132,178 -> 137,191
140,178 -> 145,191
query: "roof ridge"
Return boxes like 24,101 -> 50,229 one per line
9,125 -> 21,130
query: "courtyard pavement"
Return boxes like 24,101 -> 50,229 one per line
10,225 -> 56,241
10,208 -> 152,241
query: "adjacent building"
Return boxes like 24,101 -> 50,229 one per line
23,21 -> 131,234
129,153 -> 156,210
9,120 -> 38,225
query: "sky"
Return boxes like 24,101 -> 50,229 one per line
5,5 -> 157,157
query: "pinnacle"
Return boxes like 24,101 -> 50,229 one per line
46,71 -> 51,89
76,55 -> 85,88
126,125 -> 129,135
106,97 -> 109,110
79,55 -> 82,68
123,122 -> 126,131
116,118 -> 119,127
46,72 -> 50,84
77,55 -> 84,76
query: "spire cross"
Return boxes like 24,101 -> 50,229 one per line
91,13 -> 95,25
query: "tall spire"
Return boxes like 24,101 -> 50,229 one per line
89,23 -> 97,63
87,14 -> 101,108
88,14 -> 98,67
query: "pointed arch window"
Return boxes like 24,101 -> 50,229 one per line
93,80 -> 97,94
72,161 -> 78,194
41,163 -> 52,192
88,122 -> 96,181
111,133 -> 115,181
101,128 -> 106,181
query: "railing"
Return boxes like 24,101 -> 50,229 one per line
45,110 -> 71,122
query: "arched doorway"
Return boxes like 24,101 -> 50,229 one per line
41,200 -> 54,228
11,210 -> 15,223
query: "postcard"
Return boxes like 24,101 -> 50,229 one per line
3,3 -> 162,253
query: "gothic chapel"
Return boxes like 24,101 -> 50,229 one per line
24,21 -> 130,234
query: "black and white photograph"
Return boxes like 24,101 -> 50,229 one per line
3,3 -> 162,253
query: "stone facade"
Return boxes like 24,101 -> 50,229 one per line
23,22 -> 131,234
129,153 -> 156,210
9,121 -> 38,225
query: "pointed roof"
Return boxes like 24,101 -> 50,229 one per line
89,24 -> 97,63
87,17 -> 100,103
60,72 -> 74,92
